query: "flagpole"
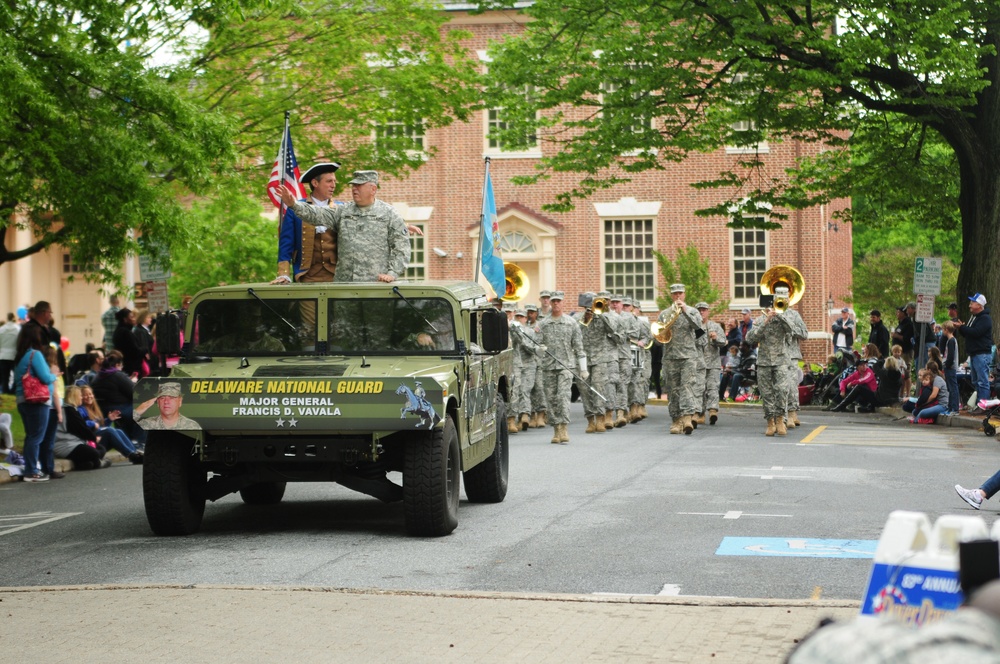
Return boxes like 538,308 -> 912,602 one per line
474,156 -> 491,285
277,110 -> 291,236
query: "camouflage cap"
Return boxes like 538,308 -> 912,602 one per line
525,303 -> 538,312
156,382 -> 182,398
539,290 -> 552,298
549,290 -> 565,301
596,290 -> 612,299
695,301 -> 710,310
348,170 -> 379,185
514,309 -> 526,317
610,293 -> 623,302
669,283 -> 686,293
622,297 -> 633,306
502,302 -> 516,312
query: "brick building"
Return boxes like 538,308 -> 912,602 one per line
375,6 -> 852,363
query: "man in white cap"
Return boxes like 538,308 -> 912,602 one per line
537,291 -> 586,444
956,292 -> 993,411
658,283 -> 704,434
278,170 -> 410,283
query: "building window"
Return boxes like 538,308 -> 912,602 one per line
731,227 -> 768,302
486,86 -> 538,155
375,116 -> 425,154
603,218 -> 655,302
498,230 -> 535,254
405,223 -> 426,281
726,73 -> 769,154
62,252 -> 93,275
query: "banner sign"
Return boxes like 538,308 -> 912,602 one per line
134,377 -> 443,432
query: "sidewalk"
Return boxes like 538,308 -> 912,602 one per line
0,585 -> 860,663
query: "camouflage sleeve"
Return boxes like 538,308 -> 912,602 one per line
745,316 -> 766,345
291,201 -> 342,227
572,319 -> 586,362
792,312 -> 808,341
386,207 -> 410,279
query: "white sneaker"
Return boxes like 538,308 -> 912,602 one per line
955,484 -> 983,510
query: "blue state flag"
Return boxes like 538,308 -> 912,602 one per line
480,170 -> 505,297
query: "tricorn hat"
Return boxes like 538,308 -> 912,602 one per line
301,162 -> 340,183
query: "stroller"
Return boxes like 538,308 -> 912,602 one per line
732,355 -> 760,402
814,349 -> 859,407
976,399 -> 1000,436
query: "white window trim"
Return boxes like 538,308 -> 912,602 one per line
371,120 -> 428,160
729,226 -> 770,307
598,210 -> 658,305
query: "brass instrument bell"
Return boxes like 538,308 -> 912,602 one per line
502,262 -> 530,302
759,265 -> 805,312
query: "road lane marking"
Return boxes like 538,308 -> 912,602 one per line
736,474 -> 813,480
678,512 -> 792,518
723,511 -> 742,519
716,537 -> 877,558
0,511 -> 83,536
800,425 -> 826,443
658,584 -> 682,596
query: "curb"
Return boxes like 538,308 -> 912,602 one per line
0,449 -> 129,485
0,583 -> 862,609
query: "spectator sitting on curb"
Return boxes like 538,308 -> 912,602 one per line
54,386 -> 113,470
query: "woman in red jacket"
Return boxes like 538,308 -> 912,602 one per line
829,344 -> 880,412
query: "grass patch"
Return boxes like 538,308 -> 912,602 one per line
0,394 -> 24,452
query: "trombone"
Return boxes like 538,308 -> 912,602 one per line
579,296 -> 610,327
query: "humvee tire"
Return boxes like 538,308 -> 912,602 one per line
403,417 -> 460,536
143,432 -> 207,536
464,397 -> 509,503
239,482 -> 287,505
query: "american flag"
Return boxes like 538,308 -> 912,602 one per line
266,126 -> 307,208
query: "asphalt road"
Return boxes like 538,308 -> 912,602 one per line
1,404 -> 995,601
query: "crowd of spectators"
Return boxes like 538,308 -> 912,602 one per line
4,297 -> 166,480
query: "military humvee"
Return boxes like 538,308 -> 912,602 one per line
135,281 -> 513,537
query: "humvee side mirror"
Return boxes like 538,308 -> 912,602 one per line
155,312 -> 182,356
479,308 -> 509,352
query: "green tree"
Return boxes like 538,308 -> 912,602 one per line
654,245 -> 728,315
0,0 -> 240,284
851,247 -> 959,328
167,190 -> 278,303
180,0 -> 479,190
483,1 -> 1000,323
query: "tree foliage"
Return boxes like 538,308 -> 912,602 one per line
1,0 -> 479,289
167,190 -> 278,304
483,0 -> 1000,322
850,247 -> 959,326
178,0 -> 479,190
654,245 -> 728,315
0,0 -> 241,284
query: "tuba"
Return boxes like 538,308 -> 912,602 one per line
502,262 -> 530,302
759,265 -> 805,312
651,301 -> 683,344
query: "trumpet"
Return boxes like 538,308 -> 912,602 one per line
578,295 -> 609,327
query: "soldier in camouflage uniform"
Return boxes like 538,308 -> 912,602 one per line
509,309 -> 539,432
279,171 -> 409,283
525,303 -> 548,427
745,287 -> 795,436
783,305 -> 809,428
606,293 -> 631,428
579,293 -> 617,433
503,303 -> 522,434
659,284 -> 705,434
538,291 -> 587,444
695,302 -> 727,425
631,300 -> 654,420
134,382 -> 202,431
621,297 -> 652,423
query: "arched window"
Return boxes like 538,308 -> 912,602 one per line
499,230 -> 535,253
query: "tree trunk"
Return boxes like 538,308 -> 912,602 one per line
956,147 -> 1000,342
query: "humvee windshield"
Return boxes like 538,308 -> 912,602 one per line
191,298 -> 316,355
328,297 -> 457,354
